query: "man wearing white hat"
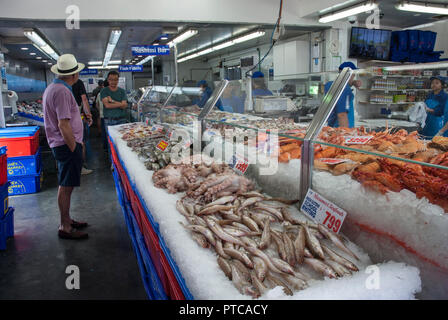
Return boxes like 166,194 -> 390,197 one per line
43,54 -> 89,240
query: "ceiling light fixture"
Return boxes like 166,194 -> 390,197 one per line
24,29 -> 60,60
36,57 -> 42,59
88,61 -> 103,65
20,47 -> 29,50
136,55 -> 155,65
318,1 -> 378,23
396,1 -> 448,15
177,30 -> 265,63
102,29 -> 122,68
168,29 -> 198,48
29,52 -> 36,55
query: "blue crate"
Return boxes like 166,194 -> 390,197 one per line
0,207 -> 14,250
7,148 -> 41,176
8,171 -> 41,195
0,182 -> 9,217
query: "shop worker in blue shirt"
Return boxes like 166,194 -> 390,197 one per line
252,71 -> 273,96
422,76 -> 448,138
197,80 -> 224,111
324,62 -> 361,128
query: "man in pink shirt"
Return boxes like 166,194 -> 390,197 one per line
43,54 -> 88,240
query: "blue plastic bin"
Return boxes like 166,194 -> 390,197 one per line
0,207 -> 14,250
0,182 -> 9,217
7,148 -> 41,176
8,171 -> 41,195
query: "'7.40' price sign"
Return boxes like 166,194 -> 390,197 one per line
300,189 -> 347,234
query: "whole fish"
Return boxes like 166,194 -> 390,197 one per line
304,247 -> 313,258
252,256 -> 268,281
240,236 -> 258,248
250,271 -> 269,296
191,232 -> 210,248
199,204 -> 234,216
182,223 -> 216,247
271,257 -> 295,275
221,211 -> 242,222
281,208 -> 318,229
281,273 -> 307,290
204,217 -> 245,246
282,231 -> 296,266
241,191 -> 265,198
294,226 -> 306,264
304,258 -> 337,279
238,197 -> 264,213
194,204 -> 202,215
231,222 -> 252,232
223,248 -> 254,268
182,200 -> 195,216
217,219 -> 234,226
321,244 -> 359,271
241,215 -> 260,232
222,226 -> 261,237
266,273 -> 293,296
324,259 -> 351,277
233,198 -> 241,211
231,264 -> 259,298
244,246 -> 283,274
223,242 -> 235,250
204,195 -> 236,208
232,260 -> 251,282
254,203 -> 284,221
317,224 -> 359,261
249,212 -> 275,227
176,200 -> 191,217
304,225 -> 325,260
215,238 -> 231,259
258,219 -> 271,250
271,230 -> 287,261
217,257 -> 232,280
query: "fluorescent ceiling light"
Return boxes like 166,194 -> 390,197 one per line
319,1 -> 378,23
24,30 -> 60,60
36,57 -> 42,59
42,60 -> 47,62
177,30 -> 265,63
168,29 -> 198,47
383,61 -> 448,72
102,29 -> 122,67
396,1 -> 448,15
136,55 -> 155,65
88,61 -> 102,65
29,52 -> 36,55
21,47 -> 28,50
109,60 -> 122,64
160,36 -> 168,40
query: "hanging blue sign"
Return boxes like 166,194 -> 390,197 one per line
131,45 -> 170,56
118,65 -> 143,72
80,69 -> 98,75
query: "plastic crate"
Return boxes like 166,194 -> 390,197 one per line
0,182 -> 9,217
0,146 -> 7,186
8,171 -> 41,195
0,126 -> 40,157
7,148 -> 41,176
0,207 -> 14,250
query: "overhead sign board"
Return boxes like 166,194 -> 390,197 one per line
79,68 -> 98,75
118,65 -> 143,72
131,45 -> 170,56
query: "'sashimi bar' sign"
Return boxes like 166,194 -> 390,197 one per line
131,45 -> 170,56
119,65 -> 143,72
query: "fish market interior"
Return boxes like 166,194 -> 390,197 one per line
1,0 -> 448,302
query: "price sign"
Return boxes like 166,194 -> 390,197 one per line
229,154 -> 249,175
165,128 -> 173,139
316,158 -> 349,165
344,136 -> 373,145
156,140 -> 169,151
300,189 -> 347,234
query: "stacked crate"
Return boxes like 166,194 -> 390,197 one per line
0,146 -> 14,250
0,126 -> 41,195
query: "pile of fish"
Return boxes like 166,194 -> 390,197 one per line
151,156 -> 360,298
17,102 -> 44,118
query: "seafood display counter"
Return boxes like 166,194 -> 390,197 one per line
108,123 -> 421,300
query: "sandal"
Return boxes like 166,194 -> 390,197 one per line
58,229 -> 89,240
71,220 -> 89,229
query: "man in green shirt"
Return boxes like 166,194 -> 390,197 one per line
100,71 -> 128,131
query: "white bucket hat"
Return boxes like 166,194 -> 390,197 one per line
51,54 -> 85,76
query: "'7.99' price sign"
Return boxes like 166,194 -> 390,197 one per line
300,189 -> 347,234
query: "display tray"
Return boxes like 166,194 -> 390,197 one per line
108,124 -> 421,300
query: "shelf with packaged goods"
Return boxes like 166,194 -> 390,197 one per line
358,88 -> 431,92
359,101 -> 414,105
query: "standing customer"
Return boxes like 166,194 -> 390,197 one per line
43,54 -> 88,240
72,78 -> 93,175
101,71 -> 128,133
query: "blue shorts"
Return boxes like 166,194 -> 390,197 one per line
51,143 -> 83,187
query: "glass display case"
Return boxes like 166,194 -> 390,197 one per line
116,61 -> 448,299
